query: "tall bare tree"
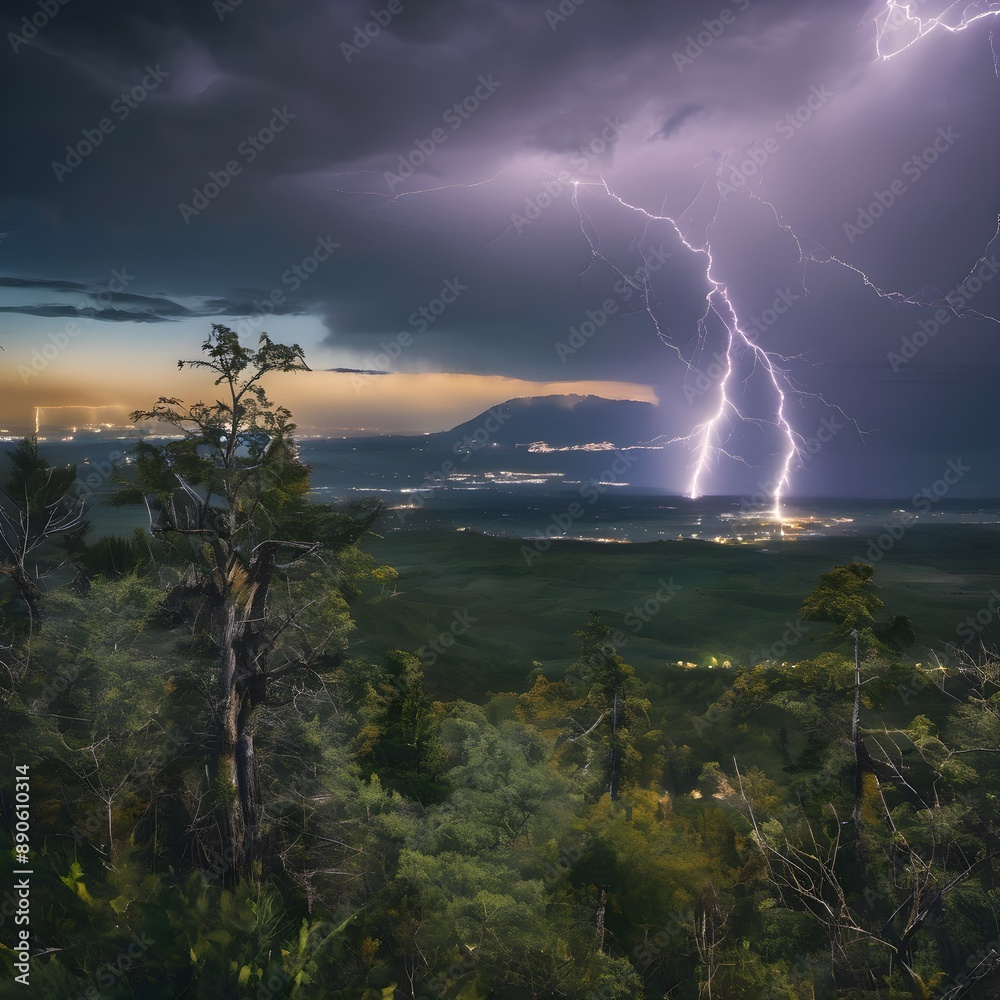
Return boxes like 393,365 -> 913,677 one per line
114,325 -> 381,883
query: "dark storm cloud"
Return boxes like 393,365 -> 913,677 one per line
648,105 -> 703,142
2,0 -> 999,491
0,305 -> 168,322
0,276 -> 93,292
0,0 -> 868,287
0,275 -> 310,322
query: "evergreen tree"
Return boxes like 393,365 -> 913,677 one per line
110,325 -> 382,883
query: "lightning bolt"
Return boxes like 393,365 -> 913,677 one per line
318,168 -> 507,210
555,5 -> 1000,517
567,171 -> 829,520
718,146 -> 1000,327
336,146 -> 994,517
322,5 -> 1000,520
559,8 -> 1000,517
562,118 -> 1000,514
871,1 -> 1000,69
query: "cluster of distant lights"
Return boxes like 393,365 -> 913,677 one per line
400,470 -> 568,491
3,422 -> 135,443
526,440 -> 616,453
523,441 -> 666,453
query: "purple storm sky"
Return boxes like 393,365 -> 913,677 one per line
1,0 -> 999,497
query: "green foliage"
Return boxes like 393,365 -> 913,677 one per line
355,650 -> 447,803
799,562 -> 884,634
1,436 -> 81,536
0,853 -> 340,999
110,324 -> 382,553
77,529 -> 153,579
800,561 -> 916,657
565,611 -> 658,798
3,513 -> 1000,998
872,613 -> 916,652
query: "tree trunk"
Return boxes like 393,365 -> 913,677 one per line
234,673 -> 266,874
851,632 -> 862,828
1,563 -> 41,623
214,585 -> 271,884
596,887 -> 607,952
206,535 -> 278,884
608,689 -> 620,802
216,599 -> 244,885
851,631 -> 875,927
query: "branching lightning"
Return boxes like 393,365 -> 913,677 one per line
871,1 -> 1000,68
720,147 -> 1000,328
560,133 -> 999,516
320,4 -> 1000,520
569,3 -> 1000,515
568,176 -> 806,517
319,168 -> 507,210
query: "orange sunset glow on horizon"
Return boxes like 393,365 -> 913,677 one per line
0,366 -> 657,438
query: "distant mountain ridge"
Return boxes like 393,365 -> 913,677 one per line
428,394 -> 662,449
